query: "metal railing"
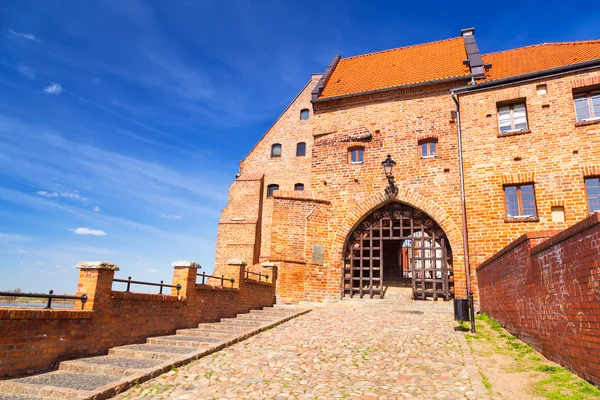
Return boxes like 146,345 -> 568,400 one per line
197,272 -> 235,287
113,277 -> 182,295
0,290 -> 88,309
245,270 -> 269,282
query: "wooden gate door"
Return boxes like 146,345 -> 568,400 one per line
410,235 -> 451,301
343,202 -> 453,300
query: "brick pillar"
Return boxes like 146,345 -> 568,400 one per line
261,261 -> 278,303
75,261 -> 119,311
171,260 -> 200,297
225,258 -> 247,289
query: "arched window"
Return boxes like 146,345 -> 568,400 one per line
300,109 -> 310,120
271,143 -> 282,157
419,139 -> 437,158
296,142 -> 306,157
294,183 -> 304,191
348,146 -> 364,164
267,184 -> 279,198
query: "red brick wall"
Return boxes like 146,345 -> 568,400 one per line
477,213 -> 600,385
459,69 -> 600,297
0,263 -> 275,378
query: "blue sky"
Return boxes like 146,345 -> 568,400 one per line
1,1 -> 598,294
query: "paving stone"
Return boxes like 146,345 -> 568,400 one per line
0,395 -> 45,400
13,371 -> 118,391
117,299 -> 483,399
76,356 -> 163,369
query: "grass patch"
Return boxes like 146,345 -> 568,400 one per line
470,314 -> 600,400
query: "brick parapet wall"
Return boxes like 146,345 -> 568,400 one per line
477,213 -> 600,385
0,261 -> 275,378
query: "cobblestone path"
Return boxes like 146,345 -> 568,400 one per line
117,298 -> 483,399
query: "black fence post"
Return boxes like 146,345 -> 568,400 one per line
126,276 -> 132,292
44,290 -> 54,309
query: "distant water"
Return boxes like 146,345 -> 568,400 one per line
0,302 -> 74,309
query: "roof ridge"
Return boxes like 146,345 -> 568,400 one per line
342,36 -> 463,61
483,39 -> 600,56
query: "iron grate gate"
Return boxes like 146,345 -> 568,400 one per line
343,202 -> 453,300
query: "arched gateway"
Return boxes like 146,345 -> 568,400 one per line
343,202 -> 453,301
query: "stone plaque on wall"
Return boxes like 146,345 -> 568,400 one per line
312,244 -> 325,265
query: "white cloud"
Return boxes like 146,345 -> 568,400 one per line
9,29 -> 40,42
35,262 -> 44,266
70,227 -> 107,236
145,268 -> 158,273
43,83 -> 63,95
161,214 -> 182,220
93,206 -> 101,212
16,249 -> 30,254
17,64 -> 36,79
36,191 -> 87,201
60,192 -> 87,201
37,191 -> 59,198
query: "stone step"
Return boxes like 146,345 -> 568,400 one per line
250,308 -> 292,315
109,343 -> 195,360
234,313 -> 281,321
218,318 -> 264,326
58,355 -> 165,377
176,328 -> 235,339
0,395 -> 46,400
198,322 -> 255,332
147,335 -> 223,348
0,371 -> 119,399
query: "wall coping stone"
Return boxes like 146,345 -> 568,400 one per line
227,258 -> 247,266
75,261 -> 120,271
477,231 -> 558,271
531,212 -> 600,255
260,262 -> 278,268
171,260 -> 201,268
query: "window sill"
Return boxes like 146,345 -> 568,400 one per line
504,217 -> 540,223
575,118 -> 600,127
420,155 -> 437,159
497,129 -> 531,138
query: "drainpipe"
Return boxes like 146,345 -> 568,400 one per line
451,90 -> 476,334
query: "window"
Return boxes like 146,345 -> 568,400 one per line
349,147 -> 364,164
267,184 -> 279,198
296,142 -> 306,157
271,143 -> 282,157
300,109 -> 310,120
498,102 -> 528,133
585,177 -> 600,212
294,183 -> 304,191
420,140 -> 437,158
574,91 -> 600,122
504,184 -> 537,218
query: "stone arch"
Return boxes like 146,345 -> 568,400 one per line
331,187 -> 463,269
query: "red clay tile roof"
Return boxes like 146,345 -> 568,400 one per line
319,37 -> 471,99
480,40 -> 600,82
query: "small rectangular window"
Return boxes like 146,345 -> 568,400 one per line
504,184 -> 537,218
498,102 -> 528,133
349,148 -> 364,164
271,144 -> 282,157
574,91 -> 600,122
420,141 -> 436,158
294,183 -> 304,191
585,177 -> 600,212
296,142 -> 306,157
300,109 -> 310,120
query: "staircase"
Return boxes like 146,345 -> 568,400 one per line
0,307 -> 309,400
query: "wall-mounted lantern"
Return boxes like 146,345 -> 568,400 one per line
381,154 -> 397,191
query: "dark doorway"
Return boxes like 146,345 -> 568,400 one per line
383,240 -> 402,281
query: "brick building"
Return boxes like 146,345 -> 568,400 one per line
214,29 -> 600,304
